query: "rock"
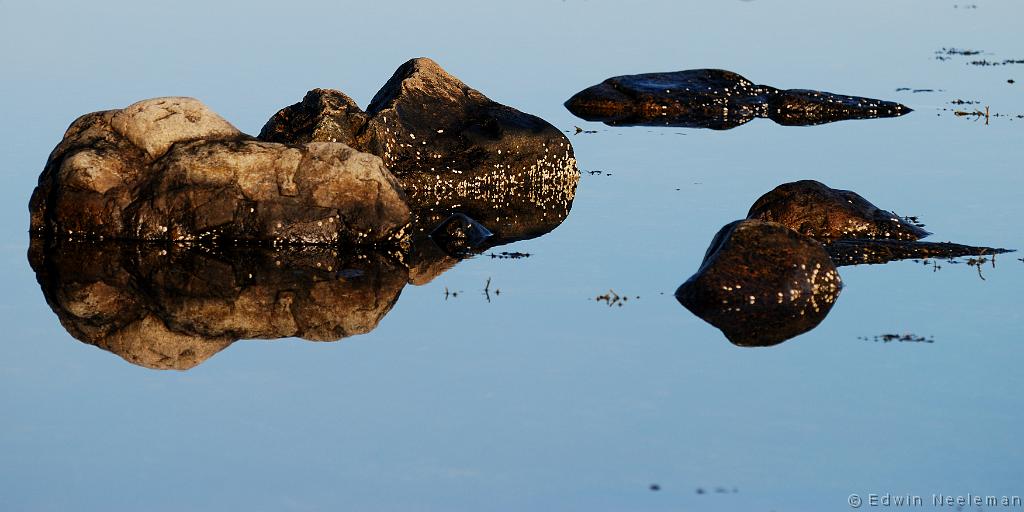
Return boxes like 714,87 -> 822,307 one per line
428,213 -> 493,256
259,88 -> 368,145
825,239 -> 1012,266
30,98 -> 410,245
565,69 -> 910,129
110,97 -> 244,159
258,58 -> 580,243
768,89 -> 909,127
746,180 -> 930,241
675,220 -> 842,347
29,239 -> 408,370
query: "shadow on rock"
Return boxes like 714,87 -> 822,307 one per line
565,69 -> 910,129
677,181 -> 1011,347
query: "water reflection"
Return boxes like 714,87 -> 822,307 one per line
29,160 -> 579,367
30,164 -> 579,370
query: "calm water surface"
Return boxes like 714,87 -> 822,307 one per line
2,1 -> 1022,510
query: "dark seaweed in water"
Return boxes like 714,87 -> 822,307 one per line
564,69 -> 910,130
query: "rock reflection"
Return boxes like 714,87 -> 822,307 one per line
30,186 -> 576,370
30,240 -> 406,369
678,181 -> 1011,347
565,69 -> 910,129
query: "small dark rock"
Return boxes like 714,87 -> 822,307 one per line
676,220 -> 842,347
259,88 -> 368,145
565,69 -> 910,129
746,180 -> 930,241
428,213 -> 493,256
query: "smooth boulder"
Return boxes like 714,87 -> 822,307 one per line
676,220 -> 842,346
746,180 -> 930,242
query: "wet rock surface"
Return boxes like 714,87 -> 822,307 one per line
29,239 -> 408,370
259,58 -> 580,243
675,220 -> 842,347
746,180 -> 930,241
565,69 -> 910,129
30,97 -> 410,245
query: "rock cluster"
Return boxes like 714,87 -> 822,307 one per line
29,58 -> 582,369
261,58 -> 579,242
30,58 -> 579,249
565,68 -> 911,129
677,180 -> 1008,346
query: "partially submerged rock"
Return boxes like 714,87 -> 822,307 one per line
30,97 -> 410,245
259,58 -> 580,243
675,220 -> 842,347
747,180 -> 930,241
565,69 -> 910,129
29,239 -> 408,370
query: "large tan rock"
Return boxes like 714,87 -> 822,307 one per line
30,97 -> 410,245
109,97 -> 243,160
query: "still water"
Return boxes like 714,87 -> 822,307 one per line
2,1 -> 1022,510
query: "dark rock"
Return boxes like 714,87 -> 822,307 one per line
825,239 -> 1013,266
675,220 -> 842,347
30,97 -> 411,245
428,213 -> 493,256
258,58 -> 580,244
769,89 -> 911,126
258,88 -> 368,145
565,69 -> 910,129
29,238 -> 408,370
746,180 -> 930,241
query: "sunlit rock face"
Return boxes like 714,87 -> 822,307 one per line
29,97 -> 410,245
747,180 -> 930,242
675,220 -> 842,347
259,57 -> 580,243
29,239 -> 408,370
565,69 -> 910,129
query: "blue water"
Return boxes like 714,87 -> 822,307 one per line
2,1 -> 1022,510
